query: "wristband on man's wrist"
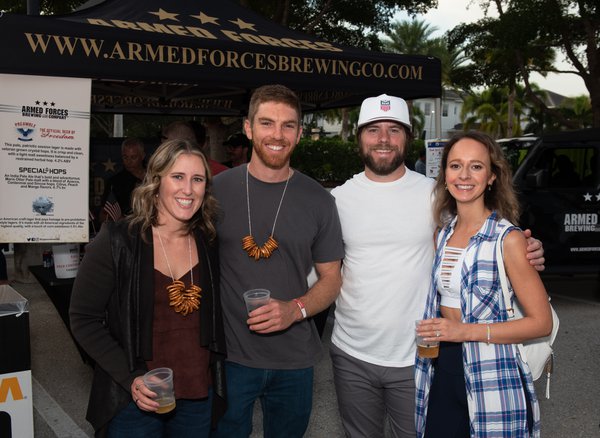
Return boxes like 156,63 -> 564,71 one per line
293,298 -> 307,319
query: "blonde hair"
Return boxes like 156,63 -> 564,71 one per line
432,131 -> 520,227
128,139 -> 218,241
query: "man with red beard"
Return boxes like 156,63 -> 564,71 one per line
212,84 -> 344,438
329,95 -> 545,438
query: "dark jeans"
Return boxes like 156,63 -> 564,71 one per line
212,361 -> 313,438
107,394 -> 212,438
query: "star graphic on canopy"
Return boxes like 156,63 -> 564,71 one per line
583,192 -> 592,201
191,12 -> 219,25
35,100 -> 40,105
596,193 -> 600,201
103,158 -> 117,173
230,18 -> 256,31
149,8 -> 179,21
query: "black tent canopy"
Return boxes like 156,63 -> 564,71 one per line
0,0 -> 441,115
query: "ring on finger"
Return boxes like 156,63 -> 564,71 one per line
435,330 -> 441,337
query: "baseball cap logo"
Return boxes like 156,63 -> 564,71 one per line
380,100 -> 391,112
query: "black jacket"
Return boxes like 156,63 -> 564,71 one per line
69,220 -> 226,436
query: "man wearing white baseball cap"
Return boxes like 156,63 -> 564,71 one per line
329,94 -> 545,437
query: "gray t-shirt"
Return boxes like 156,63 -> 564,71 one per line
213,165 -> 344,369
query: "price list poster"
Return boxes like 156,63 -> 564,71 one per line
0,74 -> 91,243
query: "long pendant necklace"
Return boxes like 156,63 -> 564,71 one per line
241,165 -> 291,260
156,228 -> 202,316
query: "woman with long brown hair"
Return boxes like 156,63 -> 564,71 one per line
415,131 -> 552,437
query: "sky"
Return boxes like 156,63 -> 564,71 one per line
395,0 -> 589,97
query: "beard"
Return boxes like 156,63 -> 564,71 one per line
252,138 -> 294,170
359,145 -> 406,176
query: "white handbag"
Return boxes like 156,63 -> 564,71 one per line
496,228 -> 560,399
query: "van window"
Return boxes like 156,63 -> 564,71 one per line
525,146 -> 598,189
498,138 -> 537,172
504,146 -> 530,172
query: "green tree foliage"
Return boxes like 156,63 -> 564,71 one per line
290,138 -> 362,183
449,0 -> 599,129
448,7 -> 555,135
525,94 -> 593,133
461,85 -> 531,138
382,18 -> 467,88
382,19 -> 442,55
240,0 -> 438,50
504,0 -> 599,128
560,95 -> 593,129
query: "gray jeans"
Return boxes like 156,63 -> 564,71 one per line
330,343 -> 416,438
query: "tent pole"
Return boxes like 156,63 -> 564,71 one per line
27,0 -> 40,15
113,115 -> 123,137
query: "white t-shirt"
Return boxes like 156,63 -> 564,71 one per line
331,169 -> 436,367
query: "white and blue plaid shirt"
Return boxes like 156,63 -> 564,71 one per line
415,212 -> 541,437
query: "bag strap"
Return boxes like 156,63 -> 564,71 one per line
495,225 -> 514,317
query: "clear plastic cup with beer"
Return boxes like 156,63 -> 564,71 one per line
143,367 -> 176,414
415,320 -> 440,358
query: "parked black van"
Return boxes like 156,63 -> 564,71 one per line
509,128 -> 600,274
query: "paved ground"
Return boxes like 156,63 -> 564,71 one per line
3,254 -> 599,437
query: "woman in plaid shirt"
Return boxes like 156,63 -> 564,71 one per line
415,131 -> 553,437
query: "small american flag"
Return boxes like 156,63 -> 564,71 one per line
102,191 -> 122,222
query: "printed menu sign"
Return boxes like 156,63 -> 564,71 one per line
425,139 -> 448,179
0,74 -> 91,243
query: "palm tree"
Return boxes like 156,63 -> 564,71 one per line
382,19 -> 467,89
560,95 -> 593,129
461,86 -> 530,138
382,19 -> 440,55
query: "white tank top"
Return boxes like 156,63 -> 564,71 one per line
436,245 -> 465,308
